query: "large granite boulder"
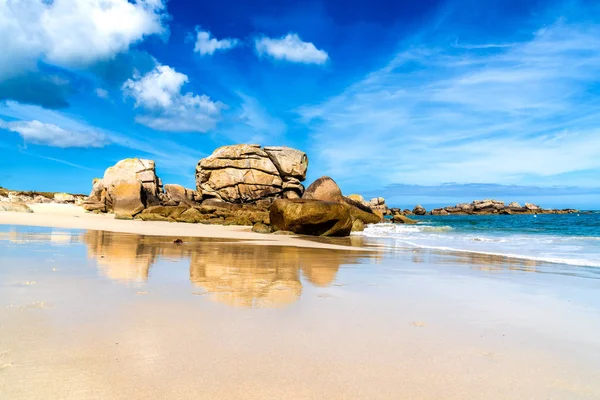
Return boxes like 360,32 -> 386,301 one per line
195,144 -> 307,203
302,176 -> 343,202
303,176 -> 382,225
269,199 -> 353,236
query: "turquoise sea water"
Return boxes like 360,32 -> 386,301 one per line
358,212 -> 600,267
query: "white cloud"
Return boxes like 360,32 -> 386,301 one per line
255,33 -> 328,64
95,88 -> 109,99
194,30 -> 239,55
298,22 -> 600,190
0,119 -> 109,148
0,101 -> 203,175
122,65 -> 224,132
0,0 -> 167,80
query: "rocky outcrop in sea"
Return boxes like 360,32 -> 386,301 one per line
401,200 -> 579,216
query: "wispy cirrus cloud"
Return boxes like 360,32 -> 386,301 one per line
0,118 -> 109,148
298,19 -> 600,191
0,101 -> 202,176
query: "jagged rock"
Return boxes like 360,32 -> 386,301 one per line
252,222 -> 272,234
525,202 -> 541,210
263,146 -> 308,180
269,199 -> 353,237
412,205 -> 427,215
0,203 -> 33,213
111,181 -> 145,217
392,214 -> 417,224
195,144 -> 307,203
508,202 -> 521,208
303,176 -> 344,202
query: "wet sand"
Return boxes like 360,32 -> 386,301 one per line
1,226 -> 599,399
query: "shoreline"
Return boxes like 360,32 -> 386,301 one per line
0,204 -> 363,251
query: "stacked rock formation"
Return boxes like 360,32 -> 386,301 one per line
195,144 -> 308,203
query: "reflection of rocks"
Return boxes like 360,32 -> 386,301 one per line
82,230 -> 372,307
83,231 -> 158,283
189,246 -> 303,308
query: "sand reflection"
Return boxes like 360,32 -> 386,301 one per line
82,230 -> 372,307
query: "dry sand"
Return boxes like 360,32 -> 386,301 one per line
0,204 -> 359,250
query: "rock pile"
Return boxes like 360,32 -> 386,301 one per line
195,144 -> 307,203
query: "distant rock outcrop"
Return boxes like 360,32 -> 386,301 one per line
195,144 -> 307,203
429,199 -> 578,215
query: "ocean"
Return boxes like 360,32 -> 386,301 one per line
357,212 -> 600,268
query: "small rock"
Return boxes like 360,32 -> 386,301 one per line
252,222 -> 272,234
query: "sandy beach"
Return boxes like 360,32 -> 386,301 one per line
1,215 -> 600,399
0,204 -> 361,251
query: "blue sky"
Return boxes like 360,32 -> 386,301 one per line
2,0 -> 600,208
